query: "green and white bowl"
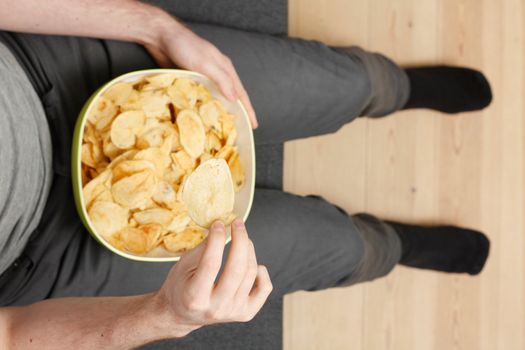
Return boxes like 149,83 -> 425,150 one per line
71,69 -> 256,262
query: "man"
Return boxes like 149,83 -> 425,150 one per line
0,0 -> 492,348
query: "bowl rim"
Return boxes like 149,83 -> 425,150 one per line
72,68 -> 256,262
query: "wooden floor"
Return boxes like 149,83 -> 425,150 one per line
283,1 -> 525,349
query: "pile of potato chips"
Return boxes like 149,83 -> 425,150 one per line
81,73 -> 245,255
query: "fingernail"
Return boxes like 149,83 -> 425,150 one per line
233,219 -> 244,229
212,221 -> 225,232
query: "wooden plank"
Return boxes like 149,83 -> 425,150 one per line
284,0 -> 525,349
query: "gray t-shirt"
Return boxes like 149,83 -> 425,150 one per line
0,42 -> 53,275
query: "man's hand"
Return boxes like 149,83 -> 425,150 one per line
144,25 -> 259,129
0,0 -> 259,128
1,220 -> 272,349
154,219 -> 272,337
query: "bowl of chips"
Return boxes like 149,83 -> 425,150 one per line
71,69 -> 255,261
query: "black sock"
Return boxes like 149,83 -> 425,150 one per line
403,66 -> 492,113
387,221 -> 490,275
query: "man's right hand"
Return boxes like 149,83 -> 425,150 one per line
0,220 -> 272,349
153,219 -> 273,337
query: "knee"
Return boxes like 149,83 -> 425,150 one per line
329,220 -> 366,276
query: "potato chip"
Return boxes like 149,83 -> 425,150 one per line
181,158 -> 234,227
140,94 -> 170,120
167,85 -> 188,110
81,130 -> 104,168
152,181 -> 177,207
196,84 -> 212,104
163,226 -> 206,253
112,159 -> 155,183
83,169 -> 112,208
136,123 -> 173,149
87,167 -> 99,180
143,197 -> 160,210
164,164 -> 185,189
176,109 -> 205,158
220,113 -> 236,140
129,218 -> 139,227
83,181 -> 106,209
174,78 -> 197,107
146,73 -> 178,88
89,96 -> 118,127
83,122 -> 100,145
143,116 -> 161,130
104,82 -> 133,106
205,131 -> 222,153
93,189 -> 113,203
81,165 -> 91,186
88,201 -> 128,240
103,134 -> 124,160
222,212 -> 237,225
177,174 -> 187,202
167,211 -> 191,233
111,170 -> 156,209
118,227 -> 149,255
108,149 -> 139,169
134,148 -> 171,178
215,145 -> 235,161
167,78 -> 197,110
226,128 -> 237,146
109,232 -> 126,251
140,223 -> 164,248
95,161 -> 109,175
199,101 -> 222,132
120,89 -> 143,111
95,114 -> 114,132
133,207 -> 174,227
160,133 -> 174,156
199,152 -> 213,164
171,150 -> 196,173
110,110 -> 145,149
170,125 -> 181,151
228,152 -> 245,192
81,143 -> 98,168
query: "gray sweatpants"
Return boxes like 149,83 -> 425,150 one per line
0,1 -> 408,347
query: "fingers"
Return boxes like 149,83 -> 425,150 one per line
221,57 -> 258,129
203,63 -> 237,102
231,72 -> 258,129
213,219 -> 250,299
233,239 -> 258,300
247,265 -> 273,315
206,51 -> 258,129
188,221 -> 227,292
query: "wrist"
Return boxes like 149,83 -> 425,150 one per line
135,4 -> 183,49
108,293 -> 194,347
147,291 -> 198,339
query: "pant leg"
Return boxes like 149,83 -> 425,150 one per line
0,186 -> 401,306
187,23 -> 410,145
246,190 -> 402,296
2,28 -> 409,178
44,190 -> 399,300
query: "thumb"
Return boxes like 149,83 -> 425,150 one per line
144,44 -> 174,68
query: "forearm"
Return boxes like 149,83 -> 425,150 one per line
0,0 -> 179,48
1,293 -> 190,349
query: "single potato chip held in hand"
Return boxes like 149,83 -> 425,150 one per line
181,158 -> 235,228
